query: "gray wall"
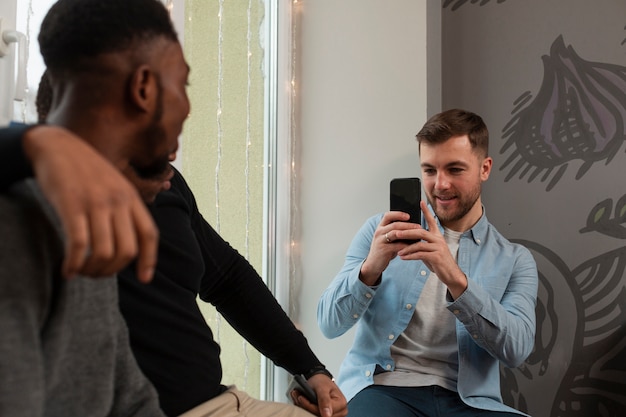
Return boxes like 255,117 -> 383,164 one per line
442,1 -> 626,416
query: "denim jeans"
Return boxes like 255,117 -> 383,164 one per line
347,385 -> 521,417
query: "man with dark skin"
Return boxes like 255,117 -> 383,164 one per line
1,1 -> 347,416
0,0 -> 187,414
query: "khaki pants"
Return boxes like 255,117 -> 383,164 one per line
178,386 -> 316,417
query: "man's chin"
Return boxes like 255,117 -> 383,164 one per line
124,162 -> 174,203
138,175 -> 173,204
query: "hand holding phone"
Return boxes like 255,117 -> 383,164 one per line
286,374 -> 318,404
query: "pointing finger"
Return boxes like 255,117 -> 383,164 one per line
420,200 -> 440,235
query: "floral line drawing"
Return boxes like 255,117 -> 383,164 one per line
500,36 -> 626,191
502,240 -> 626,417
580,193 -> 626,239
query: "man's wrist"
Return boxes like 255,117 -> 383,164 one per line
303,365 -> 334,381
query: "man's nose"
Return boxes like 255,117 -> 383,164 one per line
435,172 -> 451,189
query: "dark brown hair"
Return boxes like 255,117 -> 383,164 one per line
416,108 -> 489,157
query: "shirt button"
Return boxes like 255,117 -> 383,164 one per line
473,334 -> 479,339
386,364 -> 392,370
420,270 -> 427,276
388,334 -> 394,340
476,239 -> 481,244
352,314 -> 359,319
406,304 -> 413,310
453,309 -> 460,315
365,293 -> 372,299
365,370 -> 371,377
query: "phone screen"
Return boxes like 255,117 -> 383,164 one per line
390,177 -> 421,224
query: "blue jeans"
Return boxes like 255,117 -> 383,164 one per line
347,385 -> 521,417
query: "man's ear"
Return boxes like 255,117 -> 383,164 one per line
129,65 -> 156,113
481,156 -> 493,181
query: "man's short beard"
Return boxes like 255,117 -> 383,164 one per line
131,152 -> 170,180
429,184 -> 481,226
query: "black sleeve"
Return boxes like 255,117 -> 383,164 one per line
0,124 -> 34,191
174,173 -> 325,376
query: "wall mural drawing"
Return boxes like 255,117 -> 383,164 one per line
443,2 -> 626,415
495,34 -> 626,417
501,240 -> 626,417
443,0 -> 509,12
499,35 -> 626,192
580,194 -> 626,240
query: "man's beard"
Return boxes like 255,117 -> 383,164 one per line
131,122 -> 171,180
428,183 -> 481,226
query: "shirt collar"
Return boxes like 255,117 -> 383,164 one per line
427,204 -> 488,246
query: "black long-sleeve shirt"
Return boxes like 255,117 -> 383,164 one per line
1,125 -> 324,416
0,124 -> 33,190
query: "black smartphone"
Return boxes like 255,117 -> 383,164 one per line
286,374 -> 318,404
390,177 -> 421,224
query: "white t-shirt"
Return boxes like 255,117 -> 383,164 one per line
374,228 -> 463,391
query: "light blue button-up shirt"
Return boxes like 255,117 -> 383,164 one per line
317,208 -> 538,415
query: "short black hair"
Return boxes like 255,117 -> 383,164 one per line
39,0 -> 178,73
36,70 -> 52,123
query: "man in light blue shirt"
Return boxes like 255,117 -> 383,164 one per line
318,109 -> 538,417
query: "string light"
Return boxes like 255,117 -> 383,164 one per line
215,0 -> 225,233
209,0 -> 256,390
289,0 -> 302,319
245,0 -> 253,261
239,0 -> 255,390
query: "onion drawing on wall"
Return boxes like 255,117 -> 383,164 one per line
501,241 -> 626,417
500,35 -> 626,191
443,0 -> 509,12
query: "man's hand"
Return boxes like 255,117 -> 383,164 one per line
396,201 -> 467,299
359,211 -> 420,286
291,374 -> 348,417
22,125 -> 158,282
